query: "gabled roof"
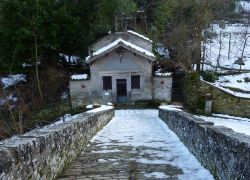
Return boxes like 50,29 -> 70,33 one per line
127,30 -> 153,43
86,38 -> 155,64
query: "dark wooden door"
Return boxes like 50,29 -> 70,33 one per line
172,69 -> 185,102
117,79 -> 127,103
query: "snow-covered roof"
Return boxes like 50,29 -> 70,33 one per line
86,38 -> 155,64
127,30 -> 153,42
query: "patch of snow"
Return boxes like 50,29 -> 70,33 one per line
60,53 -> 81,64
0,94 -> 18,107
127,30 -> 153,42
86,105 -> 113,114
1,74 -> 26,89
98,159 -> 108,163
236,1 -> 250,12
22,63 -> 32,67
90,110 -> 214,179
159,105 -> 183,111
198,114 -> 250,136
155,72 -> 172,77
86,104 -> 94,109
215,72 -> 250,92
71,74 -> 88,80
107,102 -> 113,106
156,43 -> 170,59
86,38 -> 155,62
8,94 -> 18,102
0,98 -> 5,106
144,172 -> 169,179
61,92 -> 69,100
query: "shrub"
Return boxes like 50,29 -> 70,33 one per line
244,77 -> 250,83
202,71 -> 217,83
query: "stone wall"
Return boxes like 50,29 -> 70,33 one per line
70,80 -> 94,107
201,81 -> 250,118
0,108 -> 114,180
153,76 -> 172,103
159,109 -> 250,180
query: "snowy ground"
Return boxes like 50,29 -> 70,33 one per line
197,114 -> 250,136
215,72 -> 250,92
236,0 -> 250,13
203,23 -> 250,71
1,74 -> 26,89
60,110 -> 214,179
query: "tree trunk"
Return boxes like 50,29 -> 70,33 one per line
34,34 -> 43,101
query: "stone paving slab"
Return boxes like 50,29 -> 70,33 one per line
58,110 -> 214,180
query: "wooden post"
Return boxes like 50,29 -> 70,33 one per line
228,33 -> 231,59
19,110 -> 23,134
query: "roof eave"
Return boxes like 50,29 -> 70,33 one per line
86,43 -> 155,64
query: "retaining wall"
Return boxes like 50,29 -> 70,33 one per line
0,108 -> 115,180
201,81 -> 250,118
159,108 -> 250,180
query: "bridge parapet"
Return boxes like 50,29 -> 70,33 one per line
0,108 -> 114,180
159,108 -> 250,180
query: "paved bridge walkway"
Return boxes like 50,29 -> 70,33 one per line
58,110 -> 213,180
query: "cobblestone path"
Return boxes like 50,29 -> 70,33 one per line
58,110 -> 213,180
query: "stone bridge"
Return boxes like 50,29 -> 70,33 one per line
0,107 -> 250,180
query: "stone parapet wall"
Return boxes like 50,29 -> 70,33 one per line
159,109 -> 250,180
201,81 -> 250,118
0,108 -> 114,180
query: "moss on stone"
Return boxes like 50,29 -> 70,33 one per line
185,72 -> 207,114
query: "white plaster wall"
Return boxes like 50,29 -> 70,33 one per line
90,49 -> 153,103
70,80 -> 94,107
153,77 -> 173,103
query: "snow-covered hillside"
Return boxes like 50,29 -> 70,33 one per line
203,23 -> 250,71
236,0 -> 250,13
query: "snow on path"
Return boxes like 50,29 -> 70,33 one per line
91,110 -> 214,179
198,114 -> 250,136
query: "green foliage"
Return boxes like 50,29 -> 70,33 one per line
185,71 -> 206,113
201,71 -> 218,83
154,0 -> 177,36
0,0 -> 137,72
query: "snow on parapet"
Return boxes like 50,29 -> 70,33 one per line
159,105 -> 183,111
86,105 -> 113,113
127,30 -> 153,42
71,74 -> 88,80
86,38 -> 155,62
